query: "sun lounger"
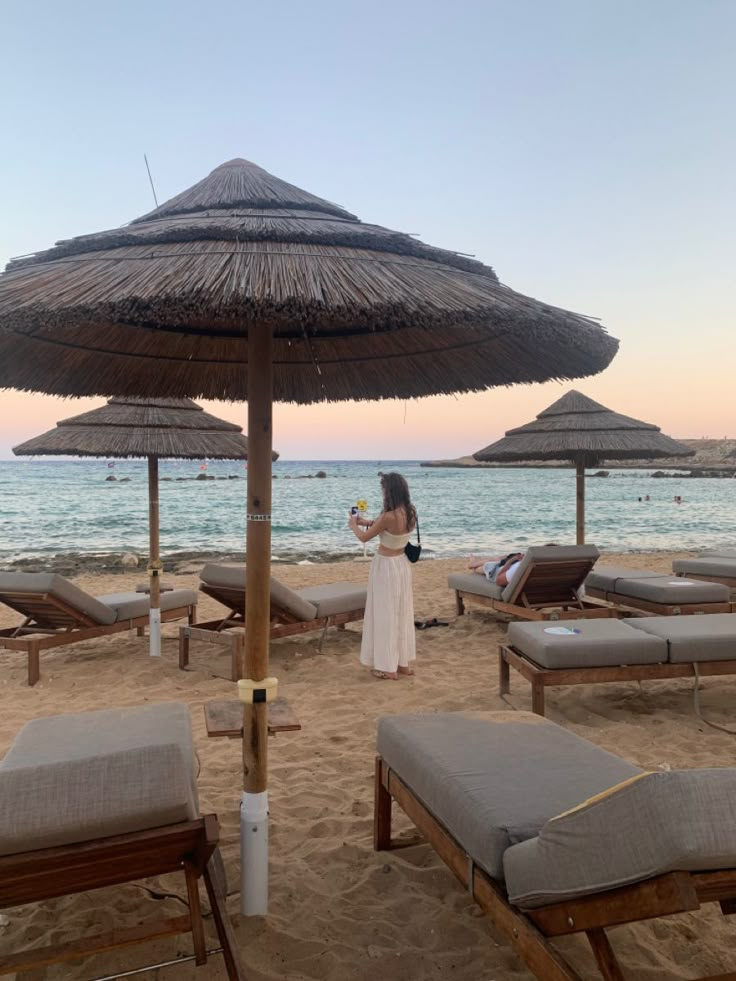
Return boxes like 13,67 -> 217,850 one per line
0,703 -> 244,979
449,545 -> 614,621
179,563 -> 367,680
673,552 -> 736,589
584,565 -> 732,615
374,712 -> 736,980
500,613 -> 736,714
0,571 -> 197,685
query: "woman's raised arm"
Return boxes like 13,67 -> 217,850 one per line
349,510 -> 388,544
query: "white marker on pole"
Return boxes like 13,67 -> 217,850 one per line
240,790 -> 269,915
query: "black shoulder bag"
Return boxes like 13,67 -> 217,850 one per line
404,518 -> 422,563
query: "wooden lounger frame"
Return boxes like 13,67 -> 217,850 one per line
499,642 -> 736,716
0,815 -> 245,979
454,557 -> 616,621
179,582 -> 364,681
374,756 -> 736,980
0,590 -> 197,686
675,570 -> 736,590
584,585 -> 733,617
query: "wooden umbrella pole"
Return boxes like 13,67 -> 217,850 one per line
575,458 -> 585,545
241,322 -> 273,916
147,456 -> 162,656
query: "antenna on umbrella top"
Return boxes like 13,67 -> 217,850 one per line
144,154 -> 159,208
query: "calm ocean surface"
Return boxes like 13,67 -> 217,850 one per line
0,459 -> 734,563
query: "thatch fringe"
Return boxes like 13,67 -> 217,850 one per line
0,318 -> 616,403
0,241 -> 601,333
14,426 -> 252,460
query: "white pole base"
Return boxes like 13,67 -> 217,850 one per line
240,790 -> 269,916
149,607 -> 162,657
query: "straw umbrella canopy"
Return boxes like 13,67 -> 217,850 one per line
12,396 -> 277,658
0,158 -> 619,914
473,390 -> 694,543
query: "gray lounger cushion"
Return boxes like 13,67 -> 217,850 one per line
507,619 -> 666,670
377,713 -> 640,880
504,769 -> 736,908
672,557 -> 736,580
200,563 -> 245,591
627,613 -> 736,663
0,571 -> 117,625
502,545 -> 600,603
98,588 -> 198,621
200,563 -> 319,621
584,566 -> 660,593
614,575 -> 728,604
447,572 -> 503,601
299,582 -> 366,617
0,703 -> 199,856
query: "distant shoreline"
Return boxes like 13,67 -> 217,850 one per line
421,457 -> 736,475
421,438 -> 736,475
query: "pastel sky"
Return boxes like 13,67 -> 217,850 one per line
1,0 -> 734,460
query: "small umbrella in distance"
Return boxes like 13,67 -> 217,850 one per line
13,396 -> 278,657
473,390 -> 693,543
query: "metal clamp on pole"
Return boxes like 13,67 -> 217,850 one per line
148,561 -> 163,576
238,677 -> 279,704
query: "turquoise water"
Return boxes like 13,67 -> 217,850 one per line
0,459 -> 734,562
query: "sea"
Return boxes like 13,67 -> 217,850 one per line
0,459 -> 734,564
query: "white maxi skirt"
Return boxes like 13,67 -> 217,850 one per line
360,553 -> 416,673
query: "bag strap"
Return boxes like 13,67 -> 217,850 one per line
415,516 -> 421,545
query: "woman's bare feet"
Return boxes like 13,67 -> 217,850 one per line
397,666 -> 415,676
371,669 -> 398,680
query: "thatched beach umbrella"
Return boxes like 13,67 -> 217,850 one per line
0,158 -> 618,914
473,390 -> 693,543
12,396 -> 276,657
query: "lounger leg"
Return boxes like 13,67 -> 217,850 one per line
586,929 -> 625,981
374,757 -> 393,850
233,634 -> 245,682
455,590 -> 465,616
27,642 -> 40,687
499,648 -> 510,697
188,604 -> 197,625
184,860 -> 207,966
531,679 -> 546,717
204,850 -> 246,980
337,622 -> 346,631
136,626 -> 145,637
179,628 -> 190,671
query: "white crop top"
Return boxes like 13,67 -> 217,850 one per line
379,529 -> 412,549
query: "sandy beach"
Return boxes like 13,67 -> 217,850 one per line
1,552 -> 735,980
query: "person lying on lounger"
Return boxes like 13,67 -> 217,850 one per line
468,551 -> 524,587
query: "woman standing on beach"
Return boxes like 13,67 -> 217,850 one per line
348,472 -> 417,680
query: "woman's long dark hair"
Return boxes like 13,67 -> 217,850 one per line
380,472 -> 417,531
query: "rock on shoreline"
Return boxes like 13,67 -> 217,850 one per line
2,548 -> 365,576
